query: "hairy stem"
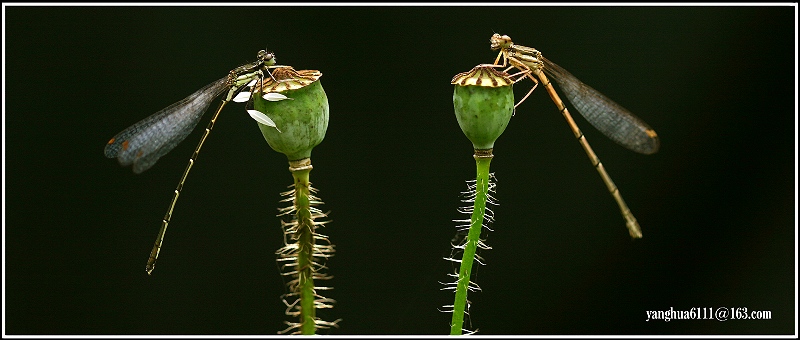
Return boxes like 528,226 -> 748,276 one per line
450,152 -> 492,335
277,159 -> 338,335
291,167 -> 317,335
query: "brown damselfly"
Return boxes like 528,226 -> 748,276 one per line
490,33 -> 660,238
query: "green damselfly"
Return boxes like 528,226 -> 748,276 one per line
105,49 -> 290,274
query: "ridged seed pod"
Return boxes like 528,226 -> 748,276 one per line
253,67 -> 328,160
452,65 -> 514,150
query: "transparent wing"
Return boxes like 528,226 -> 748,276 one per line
542,57 -> 659,154
104,76 -> 229,173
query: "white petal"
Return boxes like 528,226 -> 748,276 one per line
246,79 -> 258,87
248,109 -> 281,132
262,92 -> 293,101
232,91 -> 251,103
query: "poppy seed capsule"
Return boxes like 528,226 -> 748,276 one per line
253,67 -> 329,161
452,65 -> 514,150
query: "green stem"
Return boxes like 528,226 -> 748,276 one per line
291,167 -> 317,335
450,153 -> 492,335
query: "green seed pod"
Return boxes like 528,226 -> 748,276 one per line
253,67 -> 329,161
452,65 -> 514,150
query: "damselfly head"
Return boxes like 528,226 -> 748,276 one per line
490,34 -> 513,50
258,49 -> 276,66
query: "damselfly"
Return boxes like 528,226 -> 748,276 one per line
489,33 -> 660,238
105,49 -> 290,274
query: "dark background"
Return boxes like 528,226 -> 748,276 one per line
4,5 -> 795,336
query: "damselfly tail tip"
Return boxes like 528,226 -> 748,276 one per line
627,220 -> 643,239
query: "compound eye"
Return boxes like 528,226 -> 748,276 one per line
259,50 -> 275,60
